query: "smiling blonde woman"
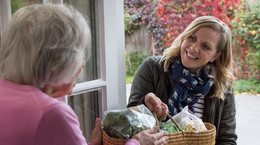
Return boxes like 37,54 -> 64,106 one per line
128,16 -> 237,145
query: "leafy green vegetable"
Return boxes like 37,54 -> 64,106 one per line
159,121 -> 180,134
103,105 -> 156,139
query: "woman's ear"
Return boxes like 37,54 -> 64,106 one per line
42,83 -> 75,98
72,61 -> 85,81
41,61 -> 84,98
210,51 -> 221,62
51,83 -> 75,98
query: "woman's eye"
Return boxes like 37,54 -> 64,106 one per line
202,44 -> 211,50
189,35 -> 196,42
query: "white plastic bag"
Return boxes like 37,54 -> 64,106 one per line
170,106 -> 207,133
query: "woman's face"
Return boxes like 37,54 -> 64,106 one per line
180,27 -> 221,73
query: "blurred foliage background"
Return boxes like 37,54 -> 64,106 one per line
124,0 -> 259,94
9,0 -> 259,94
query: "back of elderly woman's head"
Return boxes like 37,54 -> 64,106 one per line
0,4 -> 90,88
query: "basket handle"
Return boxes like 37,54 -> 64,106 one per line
153,112 -> 183,132
166,114 -> 183,131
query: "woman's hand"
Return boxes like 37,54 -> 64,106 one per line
132,126 -> 168,145
144,93 -> 169,121
89,118 -> 102,145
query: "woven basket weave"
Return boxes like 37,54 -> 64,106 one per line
165,122 -> 216,145
102,129 -> 127,145
164,113 -> 216,145
102,113 -> 216,145
102,122 -> 215,145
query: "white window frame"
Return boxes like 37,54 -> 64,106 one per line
101,0 -> 127,110
0,0 -> 127,119
0,0 -> 11,36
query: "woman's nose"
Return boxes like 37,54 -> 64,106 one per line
190,42 -> 199,52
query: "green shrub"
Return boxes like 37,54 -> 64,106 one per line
126,75 -> 134,84
11,0 -> 30,14
125,50 -> 152,77
234,78 -> 260,94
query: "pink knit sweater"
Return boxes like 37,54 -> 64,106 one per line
0,79 -> 139,145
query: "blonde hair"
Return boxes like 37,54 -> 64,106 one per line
0,4 -> 90,88
162,16 -> 234,100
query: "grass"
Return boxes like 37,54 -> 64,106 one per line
126,75 -> 134,84
126,75 -> 260,95
234,78 -> 260,95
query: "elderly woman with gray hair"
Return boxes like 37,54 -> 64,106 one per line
0,4 -> 167,145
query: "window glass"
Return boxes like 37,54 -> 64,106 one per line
0,5 -> 1,46
64,0 -> 101,142
64,0 -> 100,83
68,90 -> 101,141
11,0 -> 41,14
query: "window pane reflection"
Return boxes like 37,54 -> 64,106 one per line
68,90 -> 101,142
0,5 -> 1,46
11,0 -> 41,14
64,0 -> 99,83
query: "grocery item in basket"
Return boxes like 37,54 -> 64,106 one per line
179,116 -> 207,132
159,121 -> 180,134
103,105 -> 156,139
171,106 -> 207,133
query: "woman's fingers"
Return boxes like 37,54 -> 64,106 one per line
133,127 -> 168,145
155,131 -> 168,145
89,118 -> 102,145
151,130 -> 168,145
158,103 -> 169,121
144,93 -> 160,111
155,102 -> 169,121
148,126 -> 159,134
144,93 -> 169,121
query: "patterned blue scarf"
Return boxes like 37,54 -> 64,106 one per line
167,57 -> 214,117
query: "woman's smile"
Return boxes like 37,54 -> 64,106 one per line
186,49 -> 198,60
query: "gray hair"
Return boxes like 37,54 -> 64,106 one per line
0,4 -> 90,88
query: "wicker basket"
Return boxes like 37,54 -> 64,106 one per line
165,122 -> 216,145
102,114 -> 216,145
102,129 -> 127,145
164,114 -> 216,145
